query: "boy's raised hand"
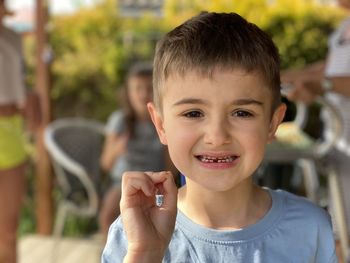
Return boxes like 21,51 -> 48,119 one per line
120,171 -> 178,263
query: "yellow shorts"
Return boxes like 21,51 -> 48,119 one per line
0,115 -> 27,170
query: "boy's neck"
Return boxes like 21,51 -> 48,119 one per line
178,180 -> 271,230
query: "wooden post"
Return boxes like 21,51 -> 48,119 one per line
34,0 -> 53,235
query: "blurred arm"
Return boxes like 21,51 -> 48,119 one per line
100,132 -> 128,172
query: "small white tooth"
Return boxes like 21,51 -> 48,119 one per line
199,155 -> 236,163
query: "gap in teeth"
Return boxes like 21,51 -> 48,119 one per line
199,156 -> 234,163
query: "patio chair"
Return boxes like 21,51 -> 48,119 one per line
262,87 -> 349,260
44,117 -> 105,237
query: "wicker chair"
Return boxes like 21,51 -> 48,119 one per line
44,117 -> 105,236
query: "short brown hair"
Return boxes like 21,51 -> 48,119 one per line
153,12 -> 281,111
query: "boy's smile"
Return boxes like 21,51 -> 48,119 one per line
149,68 -> 285,193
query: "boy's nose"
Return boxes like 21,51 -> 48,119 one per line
203,118 -> 231,146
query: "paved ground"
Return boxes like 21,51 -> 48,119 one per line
19,234 -> 104,263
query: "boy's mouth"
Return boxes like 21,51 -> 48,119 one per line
195,155 -> 238,163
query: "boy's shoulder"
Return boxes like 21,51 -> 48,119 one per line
270,188 -> 331,226
273,188 -> 325,212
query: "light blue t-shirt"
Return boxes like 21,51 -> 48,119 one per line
102,189 -> 337,263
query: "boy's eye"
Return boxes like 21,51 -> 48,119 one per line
233,110 -> 253,118
183,110 -> 203,118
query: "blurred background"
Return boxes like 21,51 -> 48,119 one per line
7,0 -> 344,121
5,0 -> 346,262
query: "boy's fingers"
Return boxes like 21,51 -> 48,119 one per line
160,172 -> 178,210
121,172 -> 155,197
120,171 -> 178,211
146,171 -> 178,210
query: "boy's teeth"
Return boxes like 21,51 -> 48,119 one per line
199,156 -> 234,163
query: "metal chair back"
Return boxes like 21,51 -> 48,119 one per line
44,118 -> 105,235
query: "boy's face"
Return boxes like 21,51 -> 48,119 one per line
148,69 -> 285,192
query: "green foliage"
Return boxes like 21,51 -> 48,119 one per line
49,0 -> 126,120
260,2 -> 344,69
47,0 -> 171,121
32,0 -> 344,121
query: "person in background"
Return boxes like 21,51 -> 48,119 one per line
102,12 -> 337,262
98,63 -> 175,241
282,1 -> 350,261
0,1 -> 40,262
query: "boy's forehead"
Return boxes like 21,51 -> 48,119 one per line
163,67 -> 266,86
160,69 -> 270,102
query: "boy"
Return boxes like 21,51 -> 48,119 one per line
102,12 -> 337,262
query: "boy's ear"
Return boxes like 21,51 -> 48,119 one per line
268,103 -> 287,143
147,102 -> 168,145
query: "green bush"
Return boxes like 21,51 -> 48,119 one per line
41,0 -> 345,122
263,11 -> 342,69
